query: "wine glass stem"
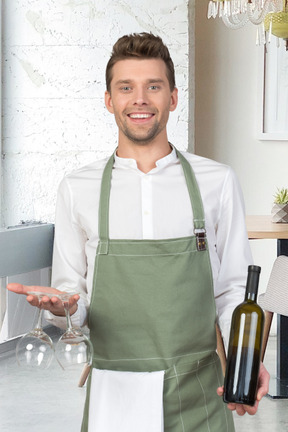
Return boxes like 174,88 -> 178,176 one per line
64,301 -> 73,331
35,307 -> 44,330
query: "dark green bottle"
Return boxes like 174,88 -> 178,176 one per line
223,265 -> 264,406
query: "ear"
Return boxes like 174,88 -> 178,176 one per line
105,91 -> 114,114
169,87 -> 178,112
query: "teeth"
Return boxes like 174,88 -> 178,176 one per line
129,113 -> 152,119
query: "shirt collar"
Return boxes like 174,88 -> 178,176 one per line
113,144 -> 178,172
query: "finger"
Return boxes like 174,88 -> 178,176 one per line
257,387 -> 268,401
26,294 -> 40,307
235,404 -> 246,416
49,296 -> 79,308
42,297 -> 63,312
48,295 -> 79,315
69,294 -> 80,307
68,299 -> 79,315
50,296 -> 63,306
244,401 -> 259,416
226,402 -> 236,412
257,374 -> 270,401
217,386 -> 224,396
7,283 -> 26,294
7,283 -> 57,296
28,295 -> 52,309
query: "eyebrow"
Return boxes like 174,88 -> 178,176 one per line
114,78 -> 166,86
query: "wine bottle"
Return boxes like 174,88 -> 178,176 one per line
223,265 -> 264,406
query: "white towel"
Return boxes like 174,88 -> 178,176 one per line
88,368 -> 165,432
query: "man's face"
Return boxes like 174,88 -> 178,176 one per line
105,58 -> 178,146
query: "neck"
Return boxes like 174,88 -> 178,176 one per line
117,138 -> 172,173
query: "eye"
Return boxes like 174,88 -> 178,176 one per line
149,85 -> 159,90
120,86 -> 132,92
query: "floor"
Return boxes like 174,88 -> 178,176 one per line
0,332 -> 287,432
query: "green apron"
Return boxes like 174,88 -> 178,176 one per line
81,149 -> 234,432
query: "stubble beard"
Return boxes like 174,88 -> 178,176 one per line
121,115 -> 166,146
124,125 -> 162,145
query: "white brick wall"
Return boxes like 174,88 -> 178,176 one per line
1,0 -> 192,226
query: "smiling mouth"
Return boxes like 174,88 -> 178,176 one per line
128,113 -> 154,119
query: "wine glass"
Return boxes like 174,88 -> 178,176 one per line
16,291 -> 55,369
54,290 -> 93,373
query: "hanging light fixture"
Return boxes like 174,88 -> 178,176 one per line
207,0 -> 288,50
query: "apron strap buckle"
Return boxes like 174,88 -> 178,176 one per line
194,229 -> 207,252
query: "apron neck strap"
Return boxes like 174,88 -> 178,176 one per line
98,149 -> 206,245
98,153 -> 114,250
175,150 -> 206,231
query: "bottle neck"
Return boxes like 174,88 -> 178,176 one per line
244,265 -> 261,303
245,292 -> 258,302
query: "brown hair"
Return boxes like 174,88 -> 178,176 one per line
106,32 -> 175,92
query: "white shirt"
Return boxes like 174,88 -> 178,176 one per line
46,146 -> 253,348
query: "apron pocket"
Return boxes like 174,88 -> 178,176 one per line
88,368 -> 165,432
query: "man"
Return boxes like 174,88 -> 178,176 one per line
8,33 -> 269,431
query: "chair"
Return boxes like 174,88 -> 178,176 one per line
258,255 -> 288,361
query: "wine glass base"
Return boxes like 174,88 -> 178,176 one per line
16,332 -> 54,370
55,330 -> 93,371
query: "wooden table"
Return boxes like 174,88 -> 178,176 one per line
246,215 -> 288,399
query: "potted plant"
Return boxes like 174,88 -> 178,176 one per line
272,187 -> 288,223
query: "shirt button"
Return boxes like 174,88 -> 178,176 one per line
144,211 -> 150,216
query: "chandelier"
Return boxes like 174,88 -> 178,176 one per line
207,0 -> 288,49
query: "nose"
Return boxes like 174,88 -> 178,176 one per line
133,86 -> 148,106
